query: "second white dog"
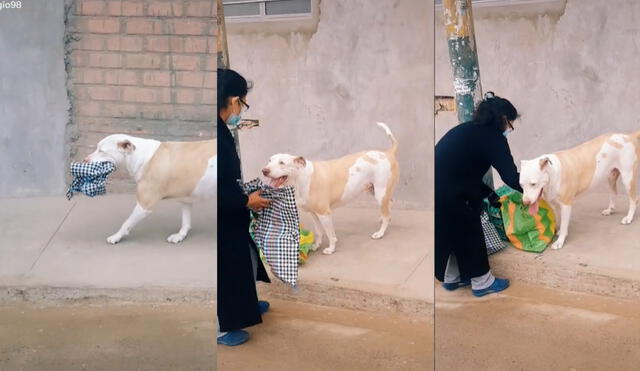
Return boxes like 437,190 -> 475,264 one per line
520,132 -> 639,250
261,122 -> 400,255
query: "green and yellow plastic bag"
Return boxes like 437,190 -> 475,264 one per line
298,228 -> 315,265
499,191 -> 556,253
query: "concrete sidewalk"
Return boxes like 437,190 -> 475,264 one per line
490,192 -> 640,299
1,195 -> 432,313
0,194 -> 216,303
261,208 -> 433,314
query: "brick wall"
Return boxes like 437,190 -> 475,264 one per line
66,0 -> 216,191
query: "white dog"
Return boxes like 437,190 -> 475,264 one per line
85,134 -> 216,244
261,122 -> 399,255
520,133 -> 639,250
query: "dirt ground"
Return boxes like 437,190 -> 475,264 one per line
435,282 -> 640,370
218,300 -> 433,371
0,303 -> 216,371
4,282 -> 636,371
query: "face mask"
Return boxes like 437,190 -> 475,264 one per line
503,128 -> 513,137
226,114 -> 242,127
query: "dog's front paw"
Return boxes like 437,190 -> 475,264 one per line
602,208 -> 614,216
550,239 -> 564,250
322,247 -> 336,255
107,233 -> 123,244
371,231 -> 385,239
621,216 -> 634,225
167,233 -> 187,244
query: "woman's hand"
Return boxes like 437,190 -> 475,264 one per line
247,190 -> 271,211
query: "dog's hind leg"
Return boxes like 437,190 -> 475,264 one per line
371,168 -> 398,240
167,202 -> 192,243
107,202 -> 152,244
602,168 -> 620,216
318,214 -> 337,255
620,167 -> 638,225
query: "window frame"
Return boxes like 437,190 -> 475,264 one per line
435,0 -> 561,7
223,0 -> 313,22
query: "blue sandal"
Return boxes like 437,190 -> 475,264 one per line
472,278 -> 510,297
442,280 -> 471,291
258,300 -> 270,314
217,330 -> 250,346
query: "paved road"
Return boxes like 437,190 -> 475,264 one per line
218,300 -> 433,371
435,282 -> 640,370
0,304 -> 216,371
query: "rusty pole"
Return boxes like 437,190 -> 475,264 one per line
216,0 -> 243,179
443,0 -> 492,188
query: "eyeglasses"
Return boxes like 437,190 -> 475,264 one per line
239,98 -> 250,111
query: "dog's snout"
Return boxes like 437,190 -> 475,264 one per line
262,168 -> 270,176
522,199 -> 531,206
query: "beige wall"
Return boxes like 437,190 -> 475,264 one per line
227,0 -> 434,209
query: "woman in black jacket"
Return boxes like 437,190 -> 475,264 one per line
217,68 -> 272,346
434,92 -> 523,297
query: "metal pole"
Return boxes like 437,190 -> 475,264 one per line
443,0 -> 493,188
216,0 -> 243,180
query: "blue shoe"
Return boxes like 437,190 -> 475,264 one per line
217,330 -> 250,346
441,280 -> 471,291
258,300 -> 270,315
472,278 -> 510,297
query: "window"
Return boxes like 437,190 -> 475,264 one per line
435,0 -> 559,6
223,0 -> 312,19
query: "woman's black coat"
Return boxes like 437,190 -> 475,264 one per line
434,122 -> 523,281
217,116 -> 270,332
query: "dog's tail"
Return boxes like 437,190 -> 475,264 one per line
377,122 -> 398,154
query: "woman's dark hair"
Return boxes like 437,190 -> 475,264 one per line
472,92 -> 518,130
217,68 -> 252,113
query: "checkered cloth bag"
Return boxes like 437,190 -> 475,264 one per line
66,162 -> 116,200
240,178 -> 300,286
481,210 -> 505,255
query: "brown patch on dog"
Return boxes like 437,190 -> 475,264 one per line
306,152 -> 364,215
363,155 -> 378,164
556,134 -> 610,205
118,140 -> 136,152
136,139 -> 216,209
539,157 -> 550,169
294,156 -> 306,167
608,139 -> 623,149
381,158 -> 399,218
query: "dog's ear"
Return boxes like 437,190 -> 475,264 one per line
539,157 -> 550,169
117,139 -> 136,153
294,156 -> 306,167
